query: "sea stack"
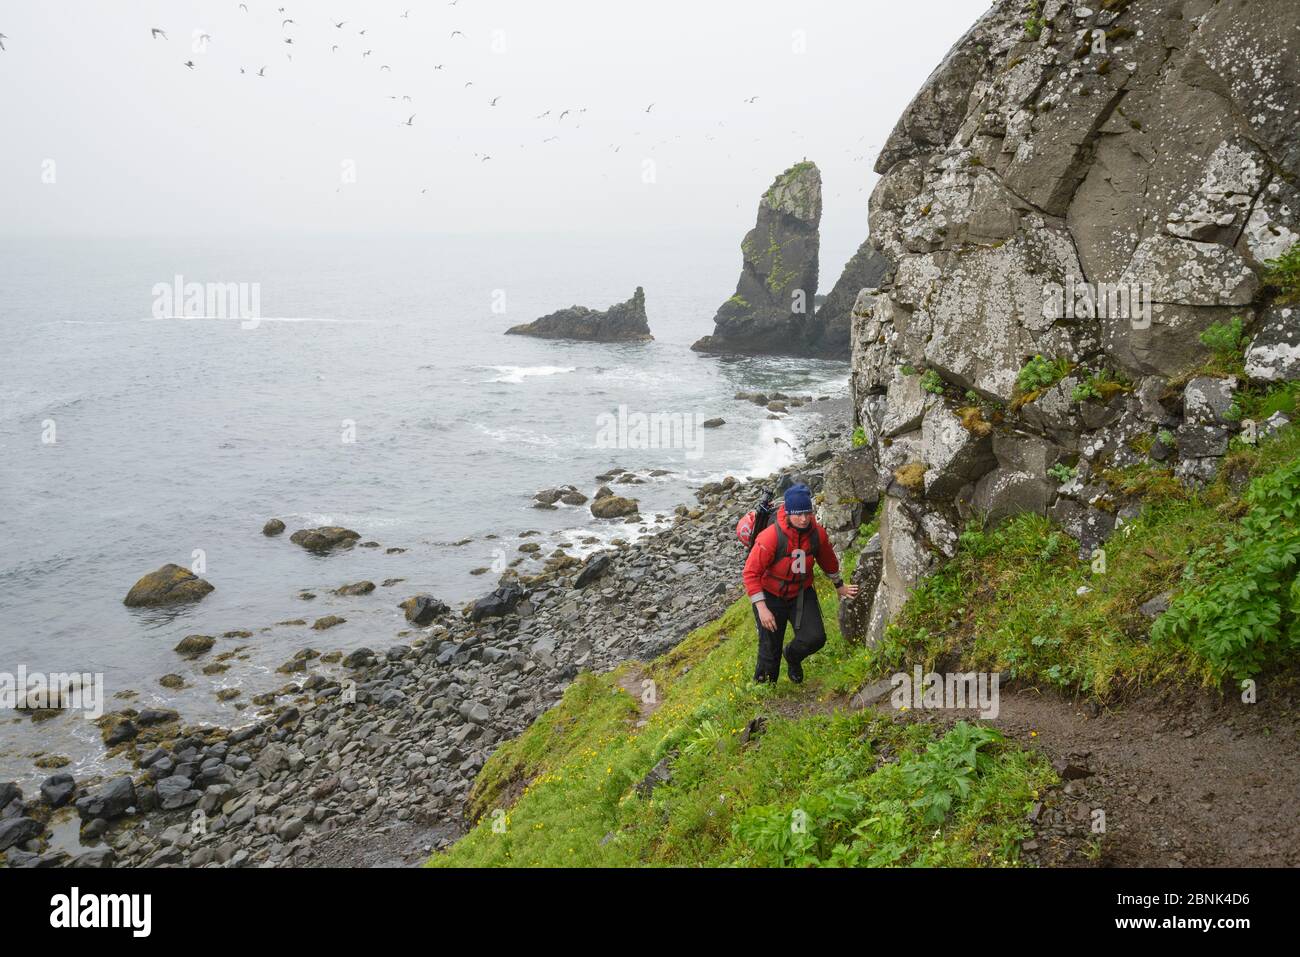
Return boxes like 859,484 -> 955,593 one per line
812,238 -> 891,358
506,287 -> 653,342
692,161 -> 823,357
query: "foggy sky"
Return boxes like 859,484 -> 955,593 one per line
0,0 -> 989,270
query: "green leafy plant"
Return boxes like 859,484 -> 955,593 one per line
1016,354 -> 1071,395
1023,0 -> 1046,39
683,718 -> 726,756
900,723 -> 1004,825
1047,462 -> 1076,484
1199,316 -> 1248,358
920,369 -> 946,395
731,723 -> 1010,867
1263,241 -> 1300,305
852,426 -> 868,449
900,363 -> 917,377
1157,429 -> 1175,446
1072,379 -> 1102,403
1151,455 -> 1300,678
1071,368 -> 1127,404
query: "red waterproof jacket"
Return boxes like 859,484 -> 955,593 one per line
743,504 -> 841,605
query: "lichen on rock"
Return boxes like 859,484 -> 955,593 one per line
839,0 -> 1300,649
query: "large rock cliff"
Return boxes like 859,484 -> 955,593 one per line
831,0 -> 1300,645
692,161 -> 825,356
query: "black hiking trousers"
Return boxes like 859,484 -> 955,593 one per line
752,586 -> 826,682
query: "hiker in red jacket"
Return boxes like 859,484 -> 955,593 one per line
742,483 -> 857,683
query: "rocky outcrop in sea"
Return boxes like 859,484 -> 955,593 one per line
506,287 -> 652,342
692,161 -> 827,357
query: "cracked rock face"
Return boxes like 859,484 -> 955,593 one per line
693,161 -> 825,357
842,0 -> 1300,645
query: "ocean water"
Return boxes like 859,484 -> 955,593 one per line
0,231 -> 850,785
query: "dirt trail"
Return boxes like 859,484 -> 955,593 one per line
616,665 -> 663,728
854,673 -> 1300,867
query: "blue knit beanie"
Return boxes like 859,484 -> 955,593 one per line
783,483 -> 813,515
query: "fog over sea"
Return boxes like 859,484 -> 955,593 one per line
0,230 -> 850,785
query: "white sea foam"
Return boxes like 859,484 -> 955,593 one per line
746,416 -> 799,479
486,365 -> 575,384
473,424 -> 558,447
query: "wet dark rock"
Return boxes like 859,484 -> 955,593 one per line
469,583 -> 527,622
334,581 -> 376,596
402,595 -> 450,626
124,564 -> 214,607
289,526 -> 361,553
0,816 -> 46,853
174,635 -> 215,659
74,775 -> 135,822
574,553 -> 613,588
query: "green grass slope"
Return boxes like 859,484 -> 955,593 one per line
429,420 -> 1299,868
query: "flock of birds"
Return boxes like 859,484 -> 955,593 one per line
0,5 -> 884,202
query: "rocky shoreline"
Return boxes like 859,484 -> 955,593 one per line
0,396 -> 854,868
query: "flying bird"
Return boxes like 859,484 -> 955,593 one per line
433,64 -> 444,70
401,9 -> 411,17
450,30 -> 464,38
490,96 -> 501,106
463,80 -> 473,87
644,103 -> 654,112
744,95 -> 759,103
151,28 -> 167,40
331,45 -> 339,52
380,64 -> 391,71
282,19 -> 294,27
0,33 -> 7,51
183,60 -> 195,69
284,38 -> 293,45
257,66 -> 266,76
402,114 -> 415,126
559,109 -> 570,120
535,110 -> 550,119
362,50 -> 372,57
239,3 -> 248,11
334,21 -> 346,28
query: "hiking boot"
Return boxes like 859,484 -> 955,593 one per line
784,650 -> 803,684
